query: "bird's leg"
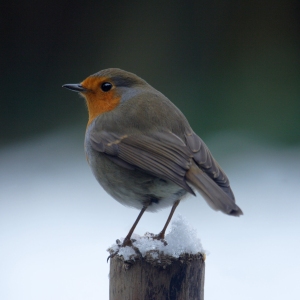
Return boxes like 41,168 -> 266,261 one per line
107,205 -> 149,261
155,200 -> 180,240
122,205 -> 148,247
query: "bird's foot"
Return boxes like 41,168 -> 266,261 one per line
107,250 -> 119,262
107,238 -> 141,262
121,237 -> 133,247
145,232 -> 168,246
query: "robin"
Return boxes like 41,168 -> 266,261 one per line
63,68 -> 242,247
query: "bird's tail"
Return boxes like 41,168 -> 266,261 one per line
186,163 -> 243,216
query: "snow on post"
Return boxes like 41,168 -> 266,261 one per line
108,215 -> 205,300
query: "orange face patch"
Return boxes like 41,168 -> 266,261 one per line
80,76 -> 121,127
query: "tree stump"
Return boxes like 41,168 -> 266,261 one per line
109,252 -> 205,300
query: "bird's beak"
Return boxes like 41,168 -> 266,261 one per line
62,83 -> 87,93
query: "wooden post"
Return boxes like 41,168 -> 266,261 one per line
109,252 -> 205,300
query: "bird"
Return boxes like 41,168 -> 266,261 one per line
63,68 -> 243,247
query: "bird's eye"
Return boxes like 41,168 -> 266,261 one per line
101,82 -> 112,92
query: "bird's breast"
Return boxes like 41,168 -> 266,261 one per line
84,134 -> 188,211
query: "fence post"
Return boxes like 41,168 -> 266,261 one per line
109,252 -> 205,300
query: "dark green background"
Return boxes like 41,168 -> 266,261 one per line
1,0 -> 299,146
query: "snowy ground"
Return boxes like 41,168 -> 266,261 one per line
0,128 -> 299,300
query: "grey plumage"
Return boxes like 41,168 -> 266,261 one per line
83,69 -> 242,216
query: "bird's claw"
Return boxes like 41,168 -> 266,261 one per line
145,232 -> 168,245
107,249 -> 119,262
107,238 -> 141,262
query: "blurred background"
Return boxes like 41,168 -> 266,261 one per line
1,0 -> 300,145
1,1 -> 299,300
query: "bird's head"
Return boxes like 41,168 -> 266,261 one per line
63,68 -> 148,126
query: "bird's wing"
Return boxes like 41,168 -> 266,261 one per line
183,129 -> 244,216
89,130 -> 195,194
184,129 -> 235,200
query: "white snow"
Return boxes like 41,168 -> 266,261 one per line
109,214 -> 204,261
0,127 -> 300,300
